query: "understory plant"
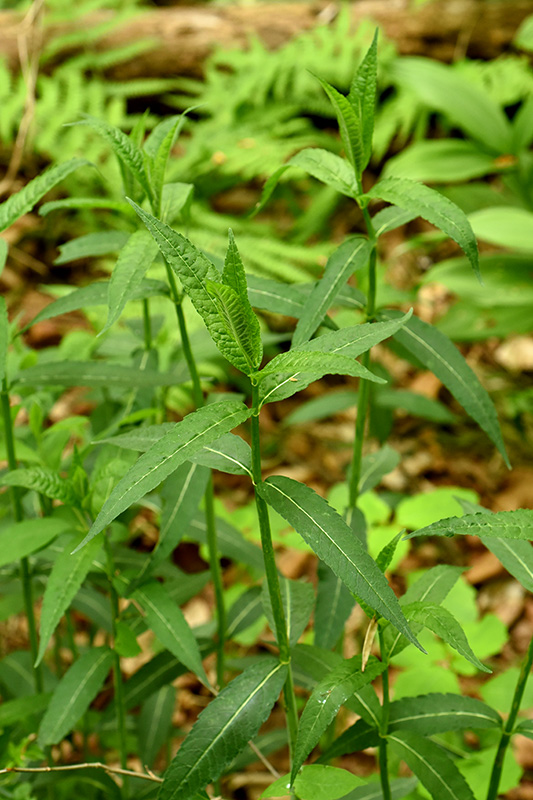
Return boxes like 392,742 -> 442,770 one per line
0,30 -> 533,800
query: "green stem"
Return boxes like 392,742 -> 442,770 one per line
250,382 -> 299,758
486,636 -> 533,800
204,473 -> 226,687
142,298 -> 152,351
378,628 -> 392,800
104,537 -> 128,780
1,380 -> 43,693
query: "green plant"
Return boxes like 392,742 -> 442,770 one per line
1,29 -> 533,800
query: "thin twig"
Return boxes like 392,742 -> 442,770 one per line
0,763 -> 163,783
247,742 -> 280,779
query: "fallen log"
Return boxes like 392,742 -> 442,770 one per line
0,0 -> 530,81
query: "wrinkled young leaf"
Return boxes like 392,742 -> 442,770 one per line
257,477 -> 422,651
102,230 -> 159,334
349,29 -> 378,170
261,577 -> 314,647
368,178 -> 479,279
389,730 -> 476,800
405,602 -> 491,672
1,467 -> 78,505
37,532 -> 103,665
206,279 -> 262,373
0,158 -> 89,232
384,312 -> 510,467
316,77 -> 363,175
314,563 -> 354,651
388,693 -> 501,735
138,684 -> 175,768
13,361 -> 183,389
75,400 -> 251,550
0,297 -> 7,385
292,236 -> 371,348
407,509 -> 533,542
291,655 -> 385,781
159,658 -> 287,800
38,647 -> 113,746
0,517 -> 71,567
133,580 -> 208,686
289,148 -> 359,197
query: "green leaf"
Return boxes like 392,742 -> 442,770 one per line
0,692 -> 52,727
223,230 -> 263,366
75,400 -> 251,550
37,532 -> 103,666
261,577 -> 314,647
358,446 -> 401,495
0,239 -> 7,277
468,207 -> 533,253
39,197 -> 132,216
372,205 -> 418,237
189,433 -> 253,478
288,148 -> 359,197
247,275 -> 365,319
336,778 -> 418,800
314,563 -> 354,651
226,586 -> 264,639
102,231 -> 159,334
145,114 -> 188,210
515,719 -> 533,739
349,29 -> 378,170
119,652 -> 190,713
0,296 -> 7,385
0,517 -> 70,567
376,532 -> 403,573
376,389 -> 457,424
383,312 -> 509,467
384,140 -> 497,184
133,580 -> 208,686
285,390 -> 358,426
388,693 -> 501,734
257,477 -> 423,651
138,684 -> 175,768
295,311 -> 413,358
404,602 -> 491,672
291,655 -> 385,781
292,237 -> 371,348
483,536 -> 533,593
161,182 -> 194,223
316,717 -> 379,763
388,730 -> 476,800
407,508 -> 533,543
368,177 -> 479,279
55,231 -> 131,265
264,765 -> 364,800
1,467 -> 78,505
187,514 -> 264,573
0,159 -> 89,232
206,279 -> 262,374
316,77 -> 363,174
159,658 -> 287,800
38,647 -> 113,746
13,361 -> 184,389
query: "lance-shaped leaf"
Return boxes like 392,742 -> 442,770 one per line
314,563 -> 354,651
316,717 -> 379,763
292,237 -> 371,348
222,230 -> 263,366
102,230 -> 159,334
227,586 -> 264,639
349,29 -> 378,170
295,311 -> 412,359
404,602 -> 491,672
38,647 -> 113,746
187,513 -> 264,573
145,114 -> 189,211
264,765 -> 364,800
372,205 -> 418,237
383,312 -> 509,467
133,580 -> 207,686
0,517 -> 71,567
316,76 -> 364,174
257,477 -> 423,651
138,684 -> 175,768
74,400 -> 251,551
0,297 -> 7,385
37,532 -> 103,665
515,719 -> 533,740
261,577 -> 314,647
291,655 -> 385,782
13,361 -> 184,389
247,275 -> 365,319
189,433 -> 252,478
388,730 -> 476,800
0,158 -> 89,232
39,197 -> 132,216
1,467 -> 78,505
55,231 -> 130,265
0,693 -> 52,727
406,509 -> 533,542
388,693 -> 501,735
206,279 -> 262,374
358,445 -> 401,495
289,148 -> 359,197
333,778 -> 418,800
159,658 -> 287,800
368,178 -> 479,279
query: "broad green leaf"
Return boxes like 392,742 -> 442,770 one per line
288,148 -> 359,198
368,178 -> 479,279
159,658 -> 287,800
316,76 -> 363,174
102,231 -> 159,334
0,158 -> 89,232
372,205 -> 418,237
161,182 -> 194,223
291,655 -> 385,781
314,562 -> 354,650
0,239 -> 7,276
187,514 -> 264,573
0,692 -> 52,727
75,400 -> 251,550
515,719 -> 533,739
337,778 -> 418,800
0,517 -> 70,567
291,644 -> 342,690
512,93 -> 533,151
1,467 -> 78,505
257,477 -> 423,651
292,236 -> 371,348
294,311 -> 412,358
316,717 -> 379,763
261,577 -> 314,647
55,231 -> 130,265
396,487 -> 478,530
404,602 -> 491,672
38,647 -> 113,746
0,296 -> 7,384
384,140 -> 497,183
407,508 -> 533,542
133,580 -> 208,685
349,29 -> 378,169
36,532 -> 103,666
264,765 -> 364,800
189,433 -> 253,478
138,685 -> 175,767
392,57 -> 512,153
13,361 -> 184,389
388,730 -> 476,800
469,207 -> 533,253
384,312 -> 509,466
114,621 -> 141,658
388,693 -> 501,734
39,197 -> 132,216
206,279 -> 262,373
226,586 -> 264,639
358,445 -> 400,495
